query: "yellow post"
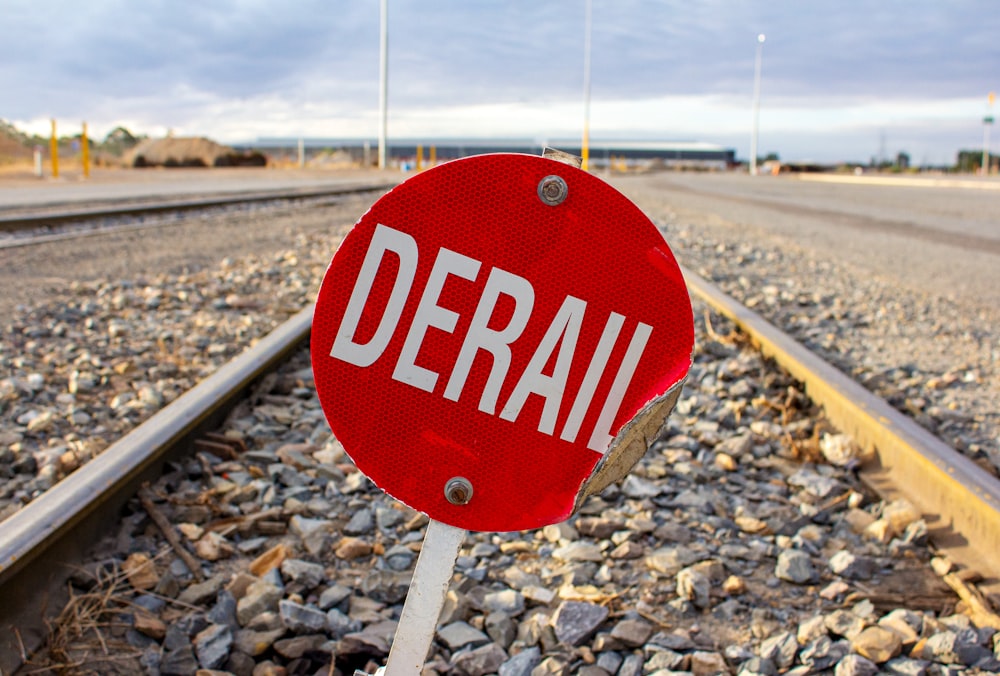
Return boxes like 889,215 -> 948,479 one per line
50,119 -> 59,178
429,145 -> 436,167
416,144 -> 423,171
81,121 -> 90,179
581,122 -> 590,171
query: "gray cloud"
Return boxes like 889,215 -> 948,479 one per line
1,0 -> 996,163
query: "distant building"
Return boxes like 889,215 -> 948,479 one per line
246,138 -> 736,170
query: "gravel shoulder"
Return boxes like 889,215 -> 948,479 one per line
611,173 -> 1000,474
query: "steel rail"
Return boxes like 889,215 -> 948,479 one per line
0,182 -> 397,233
0,307 -> 312,674
682,265 -> 1000,589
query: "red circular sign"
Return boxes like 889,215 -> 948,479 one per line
312,154 -> 692,531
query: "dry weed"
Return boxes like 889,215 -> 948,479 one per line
22,548 -> 178,675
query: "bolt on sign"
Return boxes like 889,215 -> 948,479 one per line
312,153 -> 693,533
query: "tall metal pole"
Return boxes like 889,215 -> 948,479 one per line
750,33 -> 765,175
81,121 -> 90,179
378,0 -> 388,170
49,119 -> 59,179
581,0 -> 593,171
983,91 -> 995,176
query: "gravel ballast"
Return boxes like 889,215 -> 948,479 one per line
1,171 -> 998,674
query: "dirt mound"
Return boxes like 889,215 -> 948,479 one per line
123,136 -> 234,167
0,122 -> 33,164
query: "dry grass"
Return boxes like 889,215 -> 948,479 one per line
21,548 -> 181,675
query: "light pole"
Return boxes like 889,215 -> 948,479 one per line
750,33 -> 765,175
378,0 -> 388,170
983,91 -> 995,176
581,0 -> 593,171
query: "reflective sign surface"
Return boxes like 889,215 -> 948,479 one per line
312,154 -> 692,531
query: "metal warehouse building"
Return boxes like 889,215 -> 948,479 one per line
249,138 -> 736,170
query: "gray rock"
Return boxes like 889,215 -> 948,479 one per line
177,574 -> 226,606
649,631 -> 697,651
667,488 -> 717,513
498,645 -> 541,676
775,549 -> 816,584
233,627 -> 287,656
577,667 -> 611,676
788,468 -> 841,499
273,633 -> 327,659
360,570 -> 410,604
834,654 -> 879,676
318,582 -> 352,610
829,550 -> 875,580
235,581 -> 282,626
483,589 -> 525,616
552,541 -> 604,562
799,636 -> 848,671
163,623 -> 191,652
438,621 -> 491,650
132,593 -> 166,614
485,611 -> 516,648
207,590 -> 239,631
716,433 -> 754,457
647,546 -> 702,575
278,599 -> 328,634
326,607 -> 362,639
759,630 -> 798,669
596,650 -> 624,674
883,657 -> 930,675
825,609 -> 867,639
451,642 -> 508,676
922,630 -> 960,664
533,655 -> 571,675
690,650 -> 729,675
676,565 -> 711,608
194,623 -> 232,669
551,600 -> 608,646
609,618 -> 653,647
621,474 -> 662,498
618,653 -> 644,676
375,505 -> 404,530
738,656 -> 777,676
384,544 -> 416,570
644,649 -> 685,671
288,515 -> 332,538
223,649 -> 255,676
246,610 -> 282,632
160,645 -> 200,676
344,507 -> 375,534
339,624 -> 393,656
956,641 -> 994,667
280,558 -> 325,588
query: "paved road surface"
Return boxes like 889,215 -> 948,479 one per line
612,172 -> 1000,312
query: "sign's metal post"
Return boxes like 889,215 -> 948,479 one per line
382,519 -> 466,675
316,153 -> 694,675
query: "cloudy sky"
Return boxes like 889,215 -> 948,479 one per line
3,1 -> 997,165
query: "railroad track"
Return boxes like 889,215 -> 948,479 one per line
2,253 -> 999,674
0,181 -> 398,249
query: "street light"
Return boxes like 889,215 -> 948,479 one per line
750,33 -> 765,176
378,0 -> 388,170
581,0 -> 593,171
983,91 -> 995,176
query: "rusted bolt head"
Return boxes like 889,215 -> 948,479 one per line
444,477 -> 473,505
537,175 -> 568,206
